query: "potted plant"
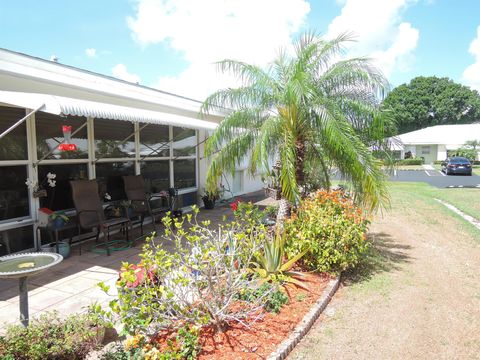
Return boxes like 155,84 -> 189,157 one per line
263,168 -> 281,200
50,211 -> 69,229
201,189 -> 219,210
25,172 -> 56,198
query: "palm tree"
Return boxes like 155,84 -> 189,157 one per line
201,32 -> 391,212
465,139 -> 480,151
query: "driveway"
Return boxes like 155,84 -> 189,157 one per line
389,170 -> 480,188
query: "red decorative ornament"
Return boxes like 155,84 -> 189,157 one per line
58,125 -> 77,151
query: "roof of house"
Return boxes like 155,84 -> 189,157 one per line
0,48 -> 225,127
393,124 -> 480,146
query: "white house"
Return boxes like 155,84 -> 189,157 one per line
0,48 -> 263,255
390,124 -> 480,163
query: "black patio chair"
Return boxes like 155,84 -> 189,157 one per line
122,175 -> 170,234
70,179 -> 132,255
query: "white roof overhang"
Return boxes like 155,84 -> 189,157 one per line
0,90 -> 218,131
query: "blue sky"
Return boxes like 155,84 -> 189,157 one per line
1,0 -> 480,100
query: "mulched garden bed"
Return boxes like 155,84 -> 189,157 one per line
194,272 -> 331,359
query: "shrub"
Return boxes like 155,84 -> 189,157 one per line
98,205 -> 271,335
236,283 -> 289,314
285,190 -> 369,273
396,158 -> 424,165
0,311 -> 103,360
120,325 -> 200,360
448,148 -> 477,161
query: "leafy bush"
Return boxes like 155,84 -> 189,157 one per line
0,311 -> 103,360
448,148 -> 477,161
396,158 -> 424,165
98,205 -> 271,335
236,283 -> 289,314
285,190 -> 369,273
100,343 -> 143,360
120,325 -> 200,360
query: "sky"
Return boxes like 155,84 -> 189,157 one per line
1,0 -> 480,102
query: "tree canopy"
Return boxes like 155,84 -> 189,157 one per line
201,32 -> 391,212
382,76 -> 480,134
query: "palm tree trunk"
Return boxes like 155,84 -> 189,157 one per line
295,139 -> 306,197
276,198 -> 291,228
276,140 -> 305,227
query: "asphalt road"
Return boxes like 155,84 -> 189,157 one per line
389,170 -> 480,188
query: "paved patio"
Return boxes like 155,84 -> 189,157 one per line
0,191 -> 272,332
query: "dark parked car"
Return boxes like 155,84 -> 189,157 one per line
441,157 -> 472,175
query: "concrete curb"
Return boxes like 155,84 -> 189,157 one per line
435,198 -> 480,230
267,274 -> 341,360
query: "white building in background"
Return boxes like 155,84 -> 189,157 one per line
0,48 -> 263,255
390,124 -> 480,163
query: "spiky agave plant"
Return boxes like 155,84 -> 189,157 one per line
251,228 -> 308,289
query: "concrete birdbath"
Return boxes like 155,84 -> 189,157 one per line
0,252 -> 63,326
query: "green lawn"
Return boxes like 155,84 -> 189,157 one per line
387,182 -> 480,227
430,187 -> 480,220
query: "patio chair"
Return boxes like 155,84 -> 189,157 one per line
70,179 -> 132,256
122,175 -> 170,235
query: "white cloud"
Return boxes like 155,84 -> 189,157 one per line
462,26 -> 480,91
85,48 -> 97,58
111,63 -> 141,84
325,0 -> 419,79
127,0 -> 310,100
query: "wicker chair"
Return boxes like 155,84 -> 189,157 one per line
70,179 -> 132,255
122,175 -> 170,235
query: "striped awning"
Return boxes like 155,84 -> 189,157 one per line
0,90 -> 217,130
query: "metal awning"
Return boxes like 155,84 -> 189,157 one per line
0,90 -> 217,130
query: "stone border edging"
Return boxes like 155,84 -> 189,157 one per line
435,198 -> 480,230
267,274 -> 341,360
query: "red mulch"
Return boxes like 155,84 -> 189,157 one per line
195,272 -> 331,360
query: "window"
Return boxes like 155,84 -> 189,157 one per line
0,106 -> 28,160
140,160 -> 170,193
174,159 -> 196,189
94,119 -> 135,159
173,127 -> 196,156
0,225 -> 34,256
95,162 -> 135,201
421,146 -> 431,155
139,123 -> 170,158
36,113 -> 88,160
0,165 -> 29,221
176,192 -> 197,208
232,170 -> 244,194
38,164 -> 88,211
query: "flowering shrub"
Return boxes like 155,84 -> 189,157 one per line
97,206 -> 271,336
118,263 -> 156,288
118,325 -> 199,360
229,199 -> 242,211
285,190 -> 369,273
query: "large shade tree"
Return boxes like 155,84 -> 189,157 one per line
201,32 -> 391,212
382,76 -> 480,134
